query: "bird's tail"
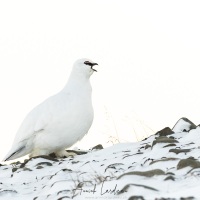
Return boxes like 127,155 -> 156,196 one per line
3,145 -> 26,161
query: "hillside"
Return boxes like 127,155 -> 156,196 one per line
0,118 -> 200,200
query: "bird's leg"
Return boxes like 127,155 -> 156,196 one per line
54,149 -> 77,158
30,149 -> 50,158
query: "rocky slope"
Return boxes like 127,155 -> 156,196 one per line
0,118 -> 200,200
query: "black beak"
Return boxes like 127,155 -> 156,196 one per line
84,61 -> 98,72
91,63 -> 98,72
91,63 -> 98,66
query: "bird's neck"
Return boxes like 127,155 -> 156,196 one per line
62,72 -> 92,95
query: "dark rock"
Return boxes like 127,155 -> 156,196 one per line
57,190 -> 70,195
185,142 -> 195,146
92,144 -> 104,150
150,157 -> 178,165
11,161 -> 21,165
57,196 -> 70,200
188,156 -> 196,160
118,183 -> 158,194
23,167 -> 32,171
117,169 -> 165,179
169,149 -> 191,154
143,158 -> 154,165
172,117 -> 196,132
62,168 -> 72,172
71,161 -> 79,164
36,166 -> 43,169
145,144 -> 151,149
180,197 -> 195,200
152,137 -> 178,147
20,155 -> 58,168
163,144 -> 177,148
0,190 -> 17,194
66,149 -> 88,155
155,198 -> 176,200
105,163 -> 124,172
156,127 -> 174,136
36,155 -> 59,162
164,175 -> 175,181
182,118 -> 196,129
128,196 -> 145,200
36,162 -> 53,167
48,153 -> 57,158
177,158 -> 200,170
142,137 -> 148,141
166,172 -> 175,175
12,168 -> 18,173
123,152 -> 143,159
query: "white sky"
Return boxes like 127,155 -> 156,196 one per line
0,0 -> 200,160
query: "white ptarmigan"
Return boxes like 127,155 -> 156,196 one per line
3,58 -> 98,161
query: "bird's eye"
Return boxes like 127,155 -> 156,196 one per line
84,61 -> 90,65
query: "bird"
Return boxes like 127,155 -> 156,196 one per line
3,58 -> 98,161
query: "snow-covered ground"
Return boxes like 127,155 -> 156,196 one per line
1,118 -> 200,200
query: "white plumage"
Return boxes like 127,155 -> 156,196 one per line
4,58 -> 98,161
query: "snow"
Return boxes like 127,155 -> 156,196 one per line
1,117 -> 200,199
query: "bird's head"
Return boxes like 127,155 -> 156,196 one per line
73,58 -> 98,78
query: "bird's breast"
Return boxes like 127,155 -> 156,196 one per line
46,93 -> 94,142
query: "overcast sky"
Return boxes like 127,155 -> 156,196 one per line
0,0 -> 200,160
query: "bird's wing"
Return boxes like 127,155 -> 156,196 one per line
3,92 -> 70,161
14,98 -> 53,144
3,101 -> 54,161
34,109 -> 50,133
3,97 -> 54,161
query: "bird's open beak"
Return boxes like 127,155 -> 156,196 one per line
91,63 -> 98,72
84,61 -> 98,72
